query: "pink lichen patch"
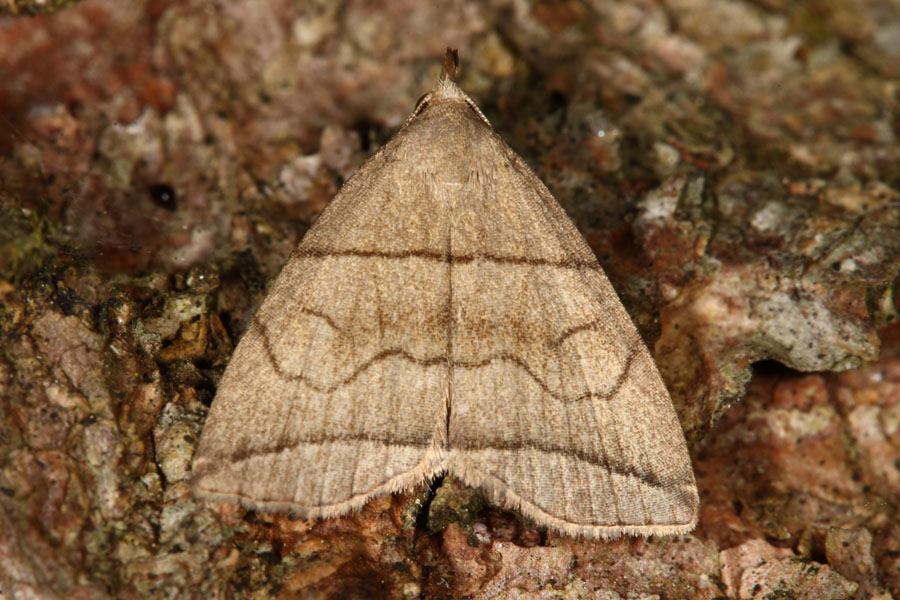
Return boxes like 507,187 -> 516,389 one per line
476,541 -> 576,599
430,518 -> 719,599
568,535 -> 721,599
721,538 -> 795,597
738,557 -> 858,599
31,311 -> 105,399
825,527 -> 891,599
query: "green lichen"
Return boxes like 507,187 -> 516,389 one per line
0,205 -> 60,282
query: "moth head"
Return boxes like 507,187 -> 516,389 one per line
406,48 -> 491,128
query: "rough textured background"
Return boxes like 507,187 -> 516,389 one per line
1,0 -> 898,598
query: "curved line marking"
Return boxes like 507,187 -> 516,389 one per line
254,318 -> 640,404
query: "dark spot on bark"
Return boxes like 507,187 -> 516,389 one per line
148,184 -> 177,211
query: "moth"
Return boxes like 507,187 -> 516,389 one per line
192,49 -> 698,538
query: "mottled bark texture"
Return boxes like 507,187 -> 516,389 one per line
1,0 -> 898,598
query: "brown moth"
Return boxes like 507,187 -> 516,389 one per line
192,49 -> 698,538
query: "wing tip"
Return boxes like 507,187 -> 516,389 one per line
511,497 -> 700,540
448,461 -> 699,540
191,485 -> 380,520
191,457 -> 449,521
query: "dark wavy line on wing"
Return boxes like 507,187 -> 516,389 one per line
222,429 -> 675,493
254,317 -> 445,393
452,438 -> 675,491
253,317 -> 640,403
278,306 -> 611,357
450,345 -> 639,402
296,246 -> 602,270
550,319 -> 607,348
294,307 -> 345,336
275,307 -> 612,362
